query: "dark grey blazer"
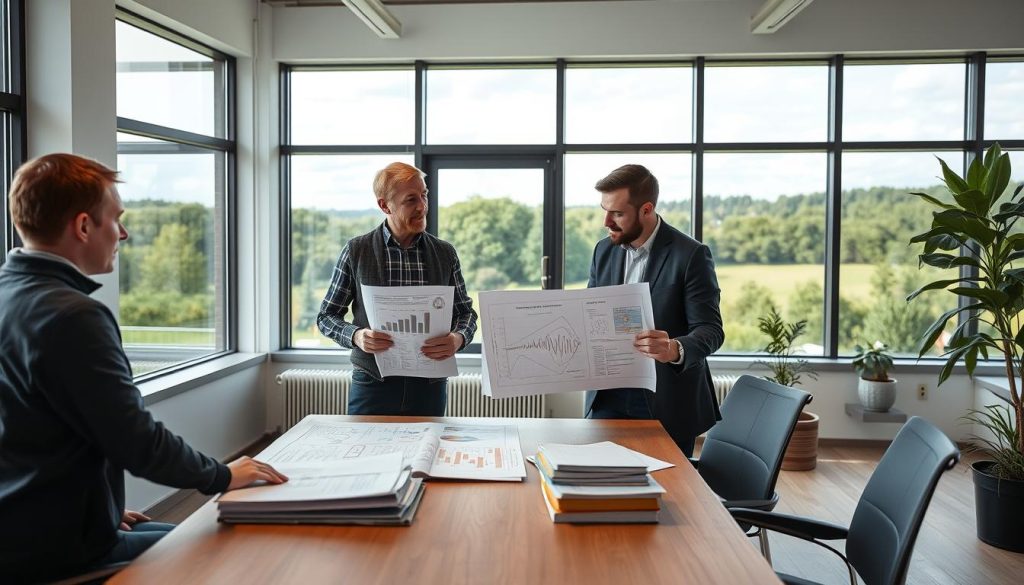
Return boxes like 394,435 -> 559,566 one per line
585,218 -> 725,446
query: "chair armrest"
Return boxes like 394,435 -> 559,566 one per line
729,508 -> 849,541
719,496 -> 777,511
688,457 -> 699,468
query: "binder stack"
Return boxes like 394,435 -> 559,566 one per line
534,442 -> 667,523
217,452 -> 425,526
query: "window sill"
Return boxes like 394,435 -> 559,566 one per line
271,349 -> 483,368
270,349 -> 1008,377
975,376 -> 1020,405
138,352 -> 267,406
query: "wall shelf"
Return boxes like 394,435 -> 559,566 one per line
844,403 -> 908,423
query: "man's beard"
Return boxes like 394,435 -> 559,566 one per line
610,215 -> 643,246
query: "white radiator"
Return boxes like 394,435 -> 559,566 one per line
276,369 -> 546,430
712,374 -> 740,404
445,373 -> 546,418
276,369 -> 350,430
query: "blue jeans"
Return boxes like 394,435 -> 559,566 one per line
93,521 -> 176,566
349,370 -> 447,416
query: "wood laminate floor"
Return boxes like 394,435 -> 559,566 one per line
147,441 -> 1024,584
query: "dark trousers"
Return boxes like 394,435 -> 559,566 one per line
93,521 -> 176,566
588,388 -> 696,458
349,370 -> 447,416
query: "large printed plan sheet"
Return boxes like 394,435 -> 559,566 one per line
258,415 -> 527,481
479,283 -> 657,398
360,284 -> 457,378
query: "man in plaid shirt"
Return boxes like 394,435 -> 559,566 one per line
317,162 -> 478,415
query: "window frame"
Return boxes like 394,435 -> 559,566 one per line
1,0 -> 25,258
281,54 -> 1024,360
115,9 -> 237,381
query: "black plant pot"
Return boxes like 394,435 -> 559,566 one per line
972,461 -> 1024,552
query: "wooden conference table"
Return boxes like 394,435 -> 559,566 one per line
111,416 -> 781,584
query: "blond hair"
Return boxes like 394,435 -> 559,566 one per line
373,162 -> 426,202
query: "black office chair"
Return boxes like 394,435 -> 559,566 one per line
731,416 -> 960,585
691,374 -> 813,562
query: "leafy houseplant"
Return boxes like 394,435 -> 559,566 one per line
755,307 -> 819,388
755,306 -> 820,470
852,341 -> 895,381
852,341 -> 897,412
907,143 -> 1024,551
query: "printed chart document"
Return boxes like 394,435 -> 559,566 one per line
258,416 -> 527,481
479,283 -> 656,398
360,284 -> 457,378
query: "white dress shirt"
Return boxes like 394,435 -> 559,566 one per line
620,217 -> 684,365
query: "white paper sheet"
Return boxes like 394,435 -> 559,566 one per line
217,453 -> 407,504
479,283 -> 657,398
256,416 -> 527,481
360,284 -> 458,378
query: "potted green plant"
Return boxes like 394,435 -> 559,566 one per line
852,341 -> 896,412
907,143 -> 1024,552
755,306 -> 820,471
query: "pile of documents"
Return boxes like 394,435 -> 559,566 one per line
217,452 -> 425,526
534,441 -> 670,523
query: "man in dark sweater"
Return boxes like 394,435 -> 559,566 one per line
0,154 -> 287,583
317,162 -> 478,415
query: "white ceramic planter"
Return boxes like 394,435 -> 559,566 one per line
858,378 -> 897,412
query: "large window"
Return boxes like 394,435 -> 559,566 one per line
284,66 -> 417,348
704,151 -> 827,353
116,14 -> 234,376
282,56 -> 1024,361
1,0 -> 24,257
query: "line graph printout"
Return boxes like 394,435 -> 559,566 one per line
360,284 -> 457,378
257,416 -> 526,481
479,283 -> 657,398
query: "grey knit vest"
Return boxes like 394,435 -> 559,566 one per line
347,225 -> 459,379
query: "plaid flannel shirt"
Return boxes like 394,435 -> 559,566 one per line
317,222 -> 477,350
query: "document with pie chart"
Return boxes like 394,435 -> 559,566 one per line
479,283 -> 656,398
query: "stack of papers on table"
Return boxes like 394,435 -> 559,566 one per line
535,442 -> 672,524
259,417 -> 527,482
217,452 -> 424,526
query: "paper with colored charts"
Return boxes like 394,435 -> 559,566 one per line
479,283 -> 657,398
256,416 -> 526,481
360,284 -> 458,379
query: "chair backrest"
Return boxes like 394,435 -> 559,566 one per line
698,375 -> 812,502
846,417 -> 960,585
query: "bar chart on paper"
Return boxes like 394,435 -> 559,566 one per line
436,446 -> 506,470
381,311 -> 432,334
426,425 -> 527,480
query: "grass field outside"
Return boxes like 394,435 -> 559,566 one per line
288,263 -> 887,350
121,326 -> 215,347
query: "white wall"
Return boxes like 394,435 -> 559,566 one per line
719,369 -> 975,442
125,365 -> 266,510
272,0 -> 1024,62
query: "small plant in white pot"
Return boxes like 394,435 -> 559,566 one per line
852,341 -> 896,412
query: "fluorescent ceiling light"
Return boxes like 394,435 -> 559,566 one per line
344,0 -> 402,39
751,0 -> 816,34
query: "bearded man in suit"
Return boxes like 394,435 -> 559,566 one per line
586,164 -> 725,457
